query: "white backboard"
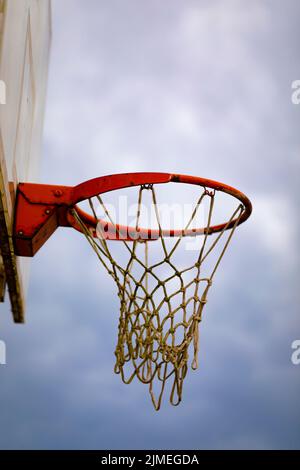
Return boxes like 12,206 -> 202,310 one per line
0,0 -> 51,321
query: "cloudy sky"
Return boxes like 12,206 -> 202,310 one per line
1,0 -> 300,449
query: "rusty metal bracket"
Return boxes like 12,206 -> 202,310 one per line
14,183 -> 73,256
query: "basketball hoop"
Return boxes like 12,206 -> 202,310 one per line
13,172 -> 252,409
